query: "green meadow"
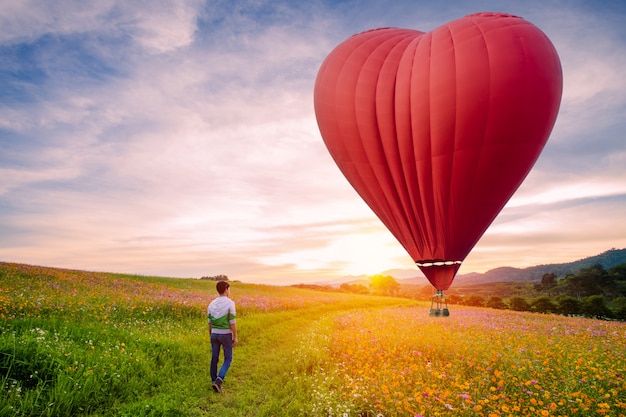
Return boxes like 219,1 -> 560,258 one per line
1,262 -> 625,416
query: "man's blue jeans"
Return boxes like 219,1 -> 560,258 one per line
210,333 -> 233,382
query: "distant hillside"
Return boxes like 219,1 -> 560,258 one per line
330,248 -> 626,287
308,248 -> 626,288
454,248 -> 626,284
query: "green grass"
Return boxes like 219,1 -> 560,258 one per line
0,262 -> 414,416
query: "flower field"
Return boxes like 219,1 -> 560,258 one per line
0,262 -> 404,416
1,261 -> 625,416
317,306 -> 626,416
0,262 -> 359,322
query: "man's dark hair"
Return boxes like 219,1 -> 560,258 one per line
216,280 -> 230,295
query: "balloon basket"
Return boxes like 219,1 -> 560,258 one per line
429,290 -> 450,317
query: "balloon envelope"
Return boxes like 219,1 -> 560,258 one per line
314,13 -> 562,290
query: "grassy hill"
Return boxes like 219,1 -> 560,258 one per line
455,248 -> 626,284
1,262 -> 625,416
0,262 -> 415,416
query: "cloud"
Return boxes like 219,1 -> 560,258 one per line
0,0 -> 204,53
540,6 -> 626,139
468,193 -> 626,272
1,0 -> 625,284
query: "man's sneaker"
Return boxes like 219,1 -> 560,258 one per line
212,377 -> 224,393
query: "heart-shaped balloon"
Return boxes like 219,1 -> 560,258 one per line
314,12 -> 562,290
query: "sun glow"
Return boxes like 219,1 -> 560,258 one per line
260,228 -> 412,277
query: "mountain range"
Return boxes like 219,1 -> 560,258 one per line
328,248 -> 626,287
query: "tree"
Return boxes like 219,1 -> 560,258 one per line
509,297 -> 531,312
541,272 -> 557,287
201,274 -> 229,281
340,283 -> 369,294
611,298 -> 626,321
536,272 -> 557,292
581,295 -> 613,319
415,285 -> 435,300
369,274 -> 400,296
562,267 -> 602,297
609,263 -> 626,281
447,294 -> 464,305
486,296 -> 507,309
556,296 -> 581,316
531,296 -> 557,314
463,295 -> 485,307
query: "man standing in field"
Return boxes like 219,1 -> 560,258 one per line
208,280 -> 238,393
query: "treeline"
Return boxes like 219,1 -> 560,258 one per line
446,293 -> 624,320
199,274 -> 229,281
536,263 -> 626,298
446,263 -> 626,320
296,264 -> 626,321
293,275 -> 400,296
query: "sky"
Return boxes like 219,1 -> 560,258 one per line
1,0 -> 625,286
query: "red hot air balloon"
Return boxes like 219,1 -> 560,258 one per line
314,12 -> 562,313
